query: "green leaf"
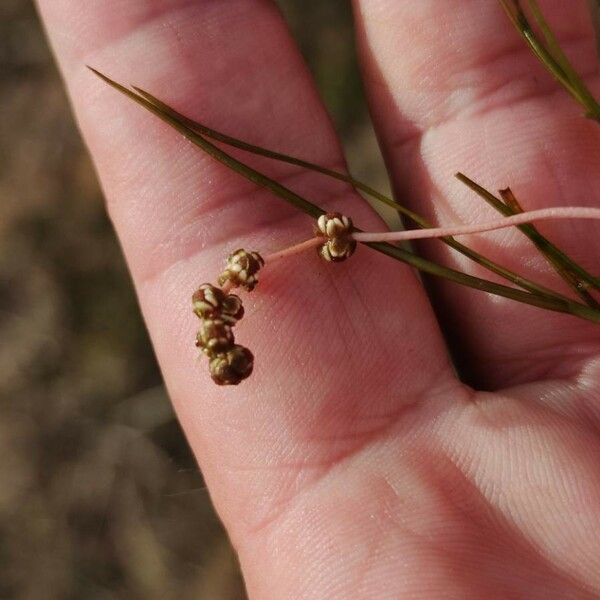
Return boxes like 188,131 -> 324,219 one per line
456,172 -> 600,295
499,0 -> 600,121
90,68 -> 600,324
499,187 -> 600,308
526,0 -> 600,119
132,85 -> 571,301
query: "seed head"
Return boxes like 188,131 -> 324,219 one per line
192,281 -> 252,384
316,212 -> 356,262
192,283 -> 226,319
221,293 -> 245,324
209,344 -> 254,386
218,249 -> 264,291
192,283 -> 245,324
196,318 -> 234,355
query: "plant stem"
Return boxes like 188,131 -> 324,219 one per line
264,237 -> 322,264
352,207 -> 600,242
497,1 -> 600,304
369,237 -> 600,324
91,68 -> 600,324
456,173 -> 600,294
132,86 -> 572,300
499,187 -> 600,308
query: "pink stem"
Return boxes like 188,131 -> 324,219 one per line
351,207 -> 600,243
263,237 -> 322,264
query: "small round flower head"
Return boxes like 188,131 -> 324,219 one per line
195,318 -> 234,355
209,344 -> 254,386
317,212 -> 353,238
221,293 -> 245,324
316,212 -> 356,262
218,249 -> 264,292
192,283 -> 226,319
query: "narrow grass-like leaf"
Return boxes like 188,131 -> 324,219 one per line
89,68 -> 323,219
526,0 -> 600,119
499,187 -> 600,308
496,1 -> 600,301
133,86 -> 571,300
500,1 -> 581,97
499,0 -> 600,121
457,172 -> 600,294
527,0 -> 582,81
91,68 -> 600,323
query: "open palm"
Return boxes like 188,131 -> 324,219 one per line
39,0 -> 600,597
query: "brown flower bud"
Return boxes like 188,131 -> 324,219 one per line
209,344 -> 254,386
195,318 -> 234,355
221,293 -> 245,324
316,213 -> 356,262
192,283 -> 226,319
218,249 -> 264,291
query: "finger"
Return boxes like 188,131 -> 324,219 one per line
37,0 -> 455,586
353,0 -> 600,387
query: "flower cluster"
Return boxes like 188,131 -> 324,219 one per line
192,250 -> 264,386
316,212 -> 356,262
192,283 -> 253,385
218,248 -> 264,291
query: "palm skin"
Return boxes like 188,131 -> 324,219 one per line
38,0 -> 600,597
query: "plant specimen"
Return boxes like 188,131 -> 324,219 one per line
90,0 -> 600,385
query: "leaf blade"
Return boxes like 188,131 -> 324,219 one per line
90,68 -> 600,324
132,84 -> 571,300
456,172 -> 600,294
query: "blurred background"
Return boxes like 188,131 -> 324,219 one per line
0,1 -> 388,597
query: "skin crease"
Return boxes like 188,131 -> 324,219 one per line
36,0 -> 600,598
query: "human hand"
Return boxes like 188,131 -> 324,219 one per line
38,0 -> 600,597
